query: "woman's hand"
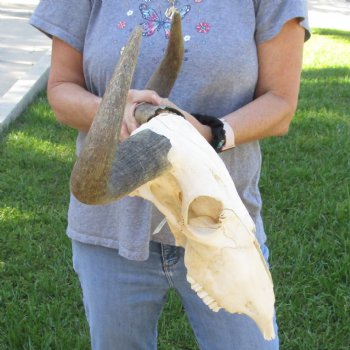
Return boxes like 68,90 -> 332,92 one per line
122,93 -> 212,143
120,89 -> 162,141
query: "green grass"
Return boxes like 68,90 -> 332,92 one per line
260,28 -> 350,350
0,97 -> 89,349
0,28 -> 349,349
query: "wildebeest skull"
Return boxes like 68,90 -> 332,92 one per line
70,14 -> 276,340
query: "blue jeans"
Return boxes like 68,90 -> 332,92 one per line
72,240 -> 279,350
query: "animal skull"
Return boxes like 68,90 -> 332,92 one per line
70,14 -> 276,340
131,114 -> 275,340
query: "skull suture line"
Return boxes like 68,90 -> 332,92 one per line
70,14 -> 276,341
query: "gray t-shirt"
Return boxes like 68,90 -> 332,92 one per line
30,0 -> 310,261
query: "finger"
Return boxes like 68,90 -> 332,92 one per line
159,98 -> 189,119
128,102 -> 141,128
129,89 -> 162,106
119,120 -> 130,142
124,90 -> 162,133
159,97 -> 177,109
124,103 -> 140,134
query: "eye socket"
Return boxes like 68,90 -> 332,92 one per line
188,196 -> 223,229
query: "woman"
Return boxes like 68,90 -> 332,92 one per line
31,1 -> 310,349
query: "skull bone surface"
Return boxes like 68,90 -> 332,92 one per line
132,113 -> 276,340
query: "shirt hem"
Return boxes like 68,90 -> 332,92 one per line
67,228 -> 152,261
256,13 -> 311,45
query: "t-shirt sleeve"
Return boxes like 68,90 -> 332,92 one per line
29,0 -> 92,52
254,0 -> 311,45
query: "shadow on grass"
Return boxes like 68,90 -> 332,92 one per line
298,66 -> 350,114
312,28 -> 350,44
302,66 -> 350,80
0,92 -> 76,149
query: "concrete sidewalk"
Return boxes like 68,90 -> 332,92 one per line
309,0 -> 350,31
0,0 -> 50,132
0,0 -> 349,132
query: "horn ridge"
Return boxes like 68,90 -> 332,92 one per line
108,130 -> 173,202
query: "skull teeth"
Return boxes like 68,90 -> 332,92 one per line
187,275 -> 221,312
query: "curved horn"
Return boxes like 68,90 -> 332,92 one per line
134,11 -> 184,124
70,15 -> 184,205
145,11 -> 184,96
70,27 -> 143,204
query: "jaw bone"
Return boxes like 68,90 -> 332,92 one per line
70,13 -> 276,340
132,114 -> 276,340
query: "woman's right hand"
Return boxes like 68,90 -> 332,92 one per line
120,89 -> 162,141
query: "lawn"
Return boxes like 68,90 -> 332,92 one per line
0,28 -> 349,349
